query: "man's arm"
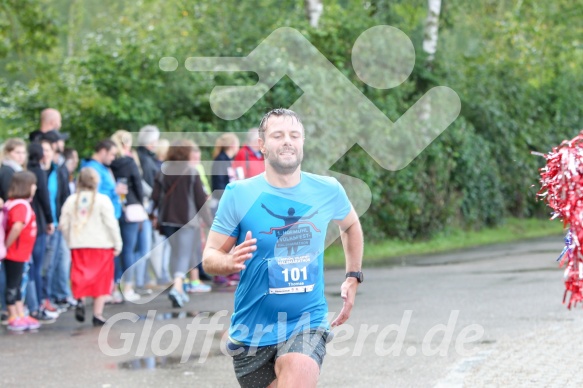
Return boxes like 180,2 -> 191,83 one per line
331,207 -> 363,327
202,230 -> 257,276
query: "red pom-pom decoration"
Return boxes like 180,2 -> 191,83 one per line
538,130 -> 583,309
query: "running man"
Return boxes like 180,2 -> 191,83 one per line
203,108 -> 364,388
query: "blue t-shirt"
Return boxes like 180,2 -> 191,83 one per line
212,172 -> 352,346
81,159 -> 121,219
47,163 -> 58,226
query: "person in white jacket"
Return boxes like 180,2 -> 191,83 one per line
59,168 -> 122,326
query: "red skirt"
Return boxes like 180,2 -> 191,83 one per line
71,248 -> 114,298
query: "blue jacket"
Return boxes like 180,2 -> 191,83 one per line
81,159 -> 121,219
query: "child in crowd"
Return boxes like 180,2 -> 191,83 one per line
59,168 -> 122,326
3,171 -> 40,331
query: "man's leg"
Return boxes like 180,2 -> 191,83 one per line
273,353 -> 319,388
272,329 -> 328,388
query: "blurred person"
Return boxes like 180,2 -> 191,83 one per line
136,125 -> 161,189
151,140 -> 212,307
63,148 -> 79,193
25,143 -> 57,321
81,139 -> 127,303
185,145 -> 212,292
155,138 -> 170,163
59,168 -> 122,326
110,130 -> 145,302
133,126 -> 161,293
0,139 -> 27,320
211,133 -> 240,202
3,171 -> 40,331
149,137 -> 171,284
0,138 -> 27,201
29,108 -> 61,143
39,134 -> 74,312
81,139 -> 126,220
210,133 -> 241,286
232,128 -> 264,179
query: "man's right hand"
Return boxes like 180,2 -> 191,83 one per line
230,231 -> 257,271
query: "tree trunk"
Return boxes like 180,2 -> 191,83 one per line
304,0 -> 323,28
423,0 -> 441,65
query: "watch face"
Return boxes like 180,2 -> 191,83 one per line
358,272 -> 364,283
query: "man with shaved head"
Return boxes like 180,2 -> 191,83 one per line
29,108 -> 63,143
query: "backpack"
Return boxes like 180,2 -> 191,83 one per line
0,199 -> 33,259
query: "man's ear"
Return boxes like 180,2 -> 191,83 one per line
258,137 -> 265,153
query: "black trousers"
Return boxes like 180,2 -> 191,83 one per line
3,259 -> 25,305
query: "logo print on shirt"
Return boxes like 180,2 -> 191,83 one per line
260,203 -> 320,255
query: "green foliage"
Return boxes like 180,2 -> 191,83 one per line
1,0 -> 581,242
0,0 -> 59,59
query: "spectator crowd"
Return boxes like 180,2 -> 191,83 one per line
0,108 -> 264,331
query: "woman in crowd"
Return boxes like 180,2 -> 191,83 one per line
110,130 -> 144,302
152,140 -> 211,307
59,168 -> 122,326
0,138 -> 27,201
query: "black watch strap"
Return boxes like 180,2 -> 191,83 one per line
346,271 -> 364,283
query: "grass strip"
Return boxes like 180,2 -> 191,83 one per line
324,217 -> 564,268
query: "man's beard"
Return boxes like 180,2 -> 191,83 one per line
266,146 -> 303,175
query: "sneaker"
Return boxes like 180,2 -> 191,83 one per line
111,290 -> 124,304
55,297 -> 78,312
183,282 -> 192,293
7,317 -> 28,331
39,307 -> 59,320
168,288 -> 184,308
135,287 -> 153,296
187,280 -> 211,293
123,289 -> 140,302
42,299 -> 59,313
1,311 -> 9,325
31,310 -> 56,324
23,315 -> 41,330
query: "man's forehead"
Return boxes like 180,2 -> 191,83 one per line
265,115 -> 304,131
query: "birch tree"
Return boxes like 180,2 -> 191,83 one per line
304,0 -> 323,28
423,0 -> 441,65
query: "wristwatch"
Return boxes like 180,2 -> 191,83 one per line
346,271 -> 364,283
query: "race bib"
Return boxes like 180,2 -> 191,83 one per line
267,254 -> 318,294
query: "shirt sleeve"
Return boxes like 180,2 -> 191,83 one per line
332,179 -> 352,221
9,203 -> 27,224
210,183 -> 240,238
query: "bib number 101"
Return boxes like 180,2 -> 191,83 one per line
282,266 -> 308,282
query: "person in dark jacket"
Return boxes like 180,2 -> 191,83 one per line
152,140 -> 212,307
39,134 -> 73,311
110,130 -> 144,302
211,133 -> 240,203
136,125 -> 160,189
26,142 -> 56,320
134,126 -> 161,291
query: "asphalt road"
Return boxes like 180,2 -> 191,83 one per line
2,235 -> 581,387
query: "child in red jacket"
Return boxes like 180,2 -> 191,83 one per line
3,171 -> 39,331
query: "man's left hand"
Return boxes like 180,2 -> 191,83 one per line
331,277 -> 359,327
